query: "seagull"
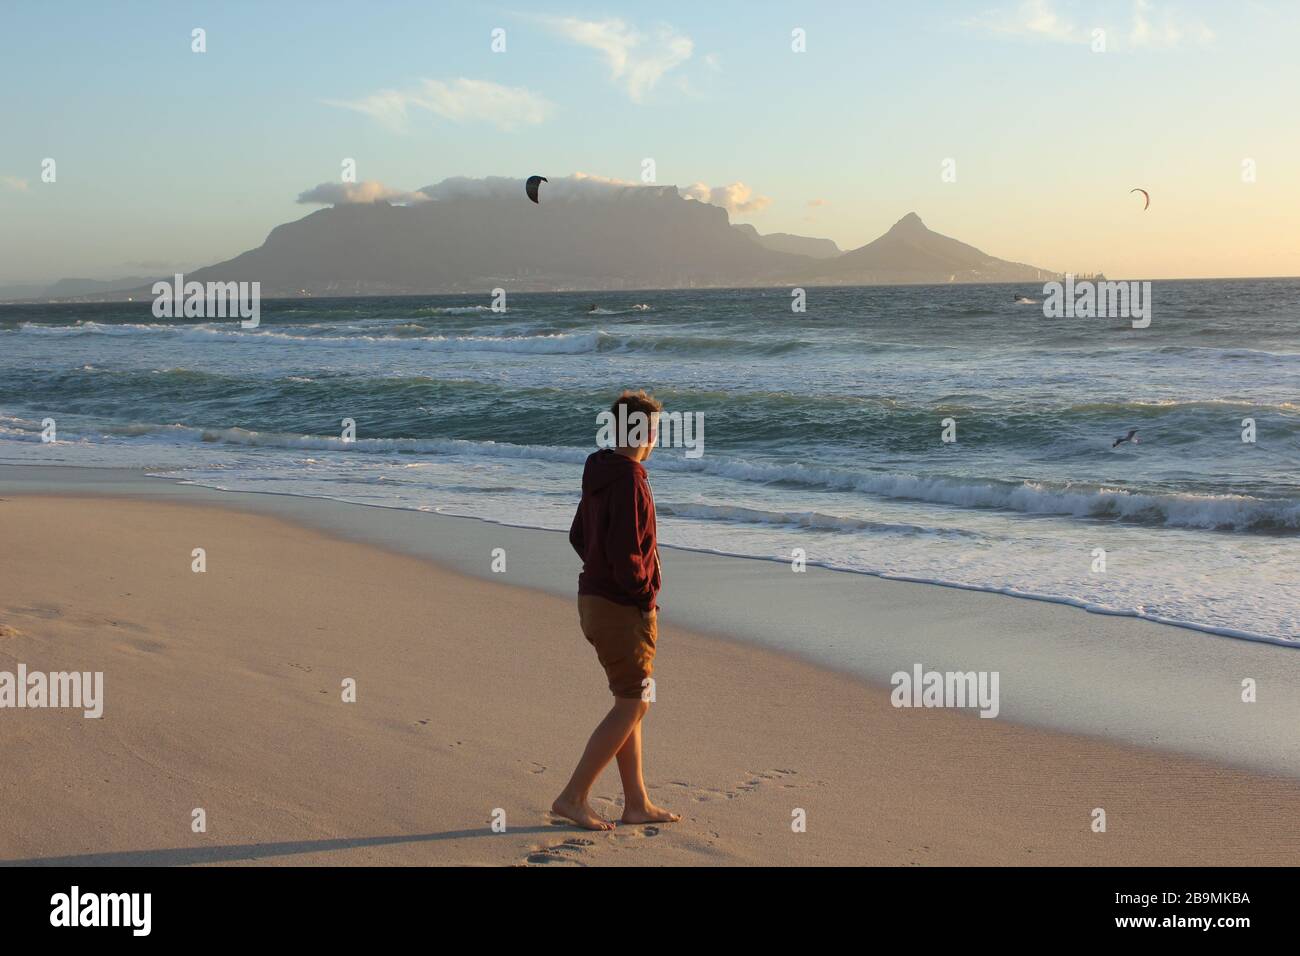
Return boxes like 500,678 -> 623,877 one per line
1112,429 -> 1139,448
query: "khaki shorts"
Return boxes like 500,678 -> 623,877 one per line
578,595 -> 657,699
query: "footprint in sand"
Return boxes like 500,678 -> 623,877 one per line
524,838 -> 593,866
8,604 -> 62,620
671,768 -> 800,803
6,600 -> 62,624
116,635 -> 166,655
87,616 -> 149,634
598,824 -> 668,854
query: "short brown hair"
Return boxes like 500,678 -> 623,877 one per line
610,389 -> 663,420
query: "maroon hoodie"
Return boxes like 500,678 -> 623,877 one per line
569,449 -> 661,612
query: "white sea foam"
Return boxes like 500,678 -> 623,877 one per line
6,281 -> 1300,650
7,417 -> 1295,532
16,321 -> 606,354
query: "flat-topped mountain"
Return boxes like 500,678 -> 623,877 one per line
17,178 -> 1057,299
185,182 -> 810,296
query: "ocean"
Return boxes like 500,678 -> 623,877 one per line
2,280 -> 1297,646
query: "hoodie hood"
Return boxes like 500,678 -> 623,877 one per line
582,449 -> 645,494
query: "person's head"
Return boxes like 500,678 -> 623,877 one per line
610,389 -> 663,462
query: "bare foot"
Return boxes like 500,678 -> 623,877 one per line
551,795 -> 615,831
621,803 -> 681,824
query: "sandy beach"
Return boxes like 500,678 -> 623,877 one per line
6,0 -> 1300,892
2,485 -> 1297,866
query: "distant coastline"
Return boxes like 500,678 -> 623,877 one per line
11,274 -> 1300,307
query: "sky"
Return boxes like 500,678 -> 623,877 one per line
1,0 -> 1298,282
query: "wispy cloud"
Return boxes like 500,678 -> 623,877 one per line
324,78 -> 553,132
680,181 -> 771,216
974,0 -> 1081,42
1,175 -> 29,191
967,0 -> 1212,49
539,16 -> 693,101
1128,0 -> 1214,48
297,181 -> 428,205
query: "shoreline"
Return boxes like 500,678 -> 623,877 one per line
3,458 -> 1297,648
162,473 -> 1300,650
2,490 -> 1298,866
2,431 -> 1295,650
3,463 -> 1300,779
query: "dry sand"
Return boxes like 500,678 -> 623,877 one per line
1,495 -> 1297,866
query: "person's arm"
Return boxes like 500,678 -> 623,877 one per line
604,477 -> 656,611
568,501 -> 585,559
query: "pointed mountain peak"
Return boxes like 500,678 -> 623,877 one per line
887,212 -> 928,235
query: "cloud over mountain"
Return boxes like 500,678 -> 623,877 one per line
681,182 -> 771,215
295,174 -> 772,216
297,181 -> 428,205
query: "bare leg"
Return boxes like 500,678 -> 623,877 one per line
616,719 -> 681,824
615,720 -> 648,807
552,698 -> 647,831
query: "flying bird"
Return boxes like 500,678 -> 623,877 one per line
1112,429 -> 1139,448
1130,187 -> 1150,210
525,175 -> 547,204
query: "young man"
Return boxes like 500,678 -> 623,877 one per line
552,390 -> 681,831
